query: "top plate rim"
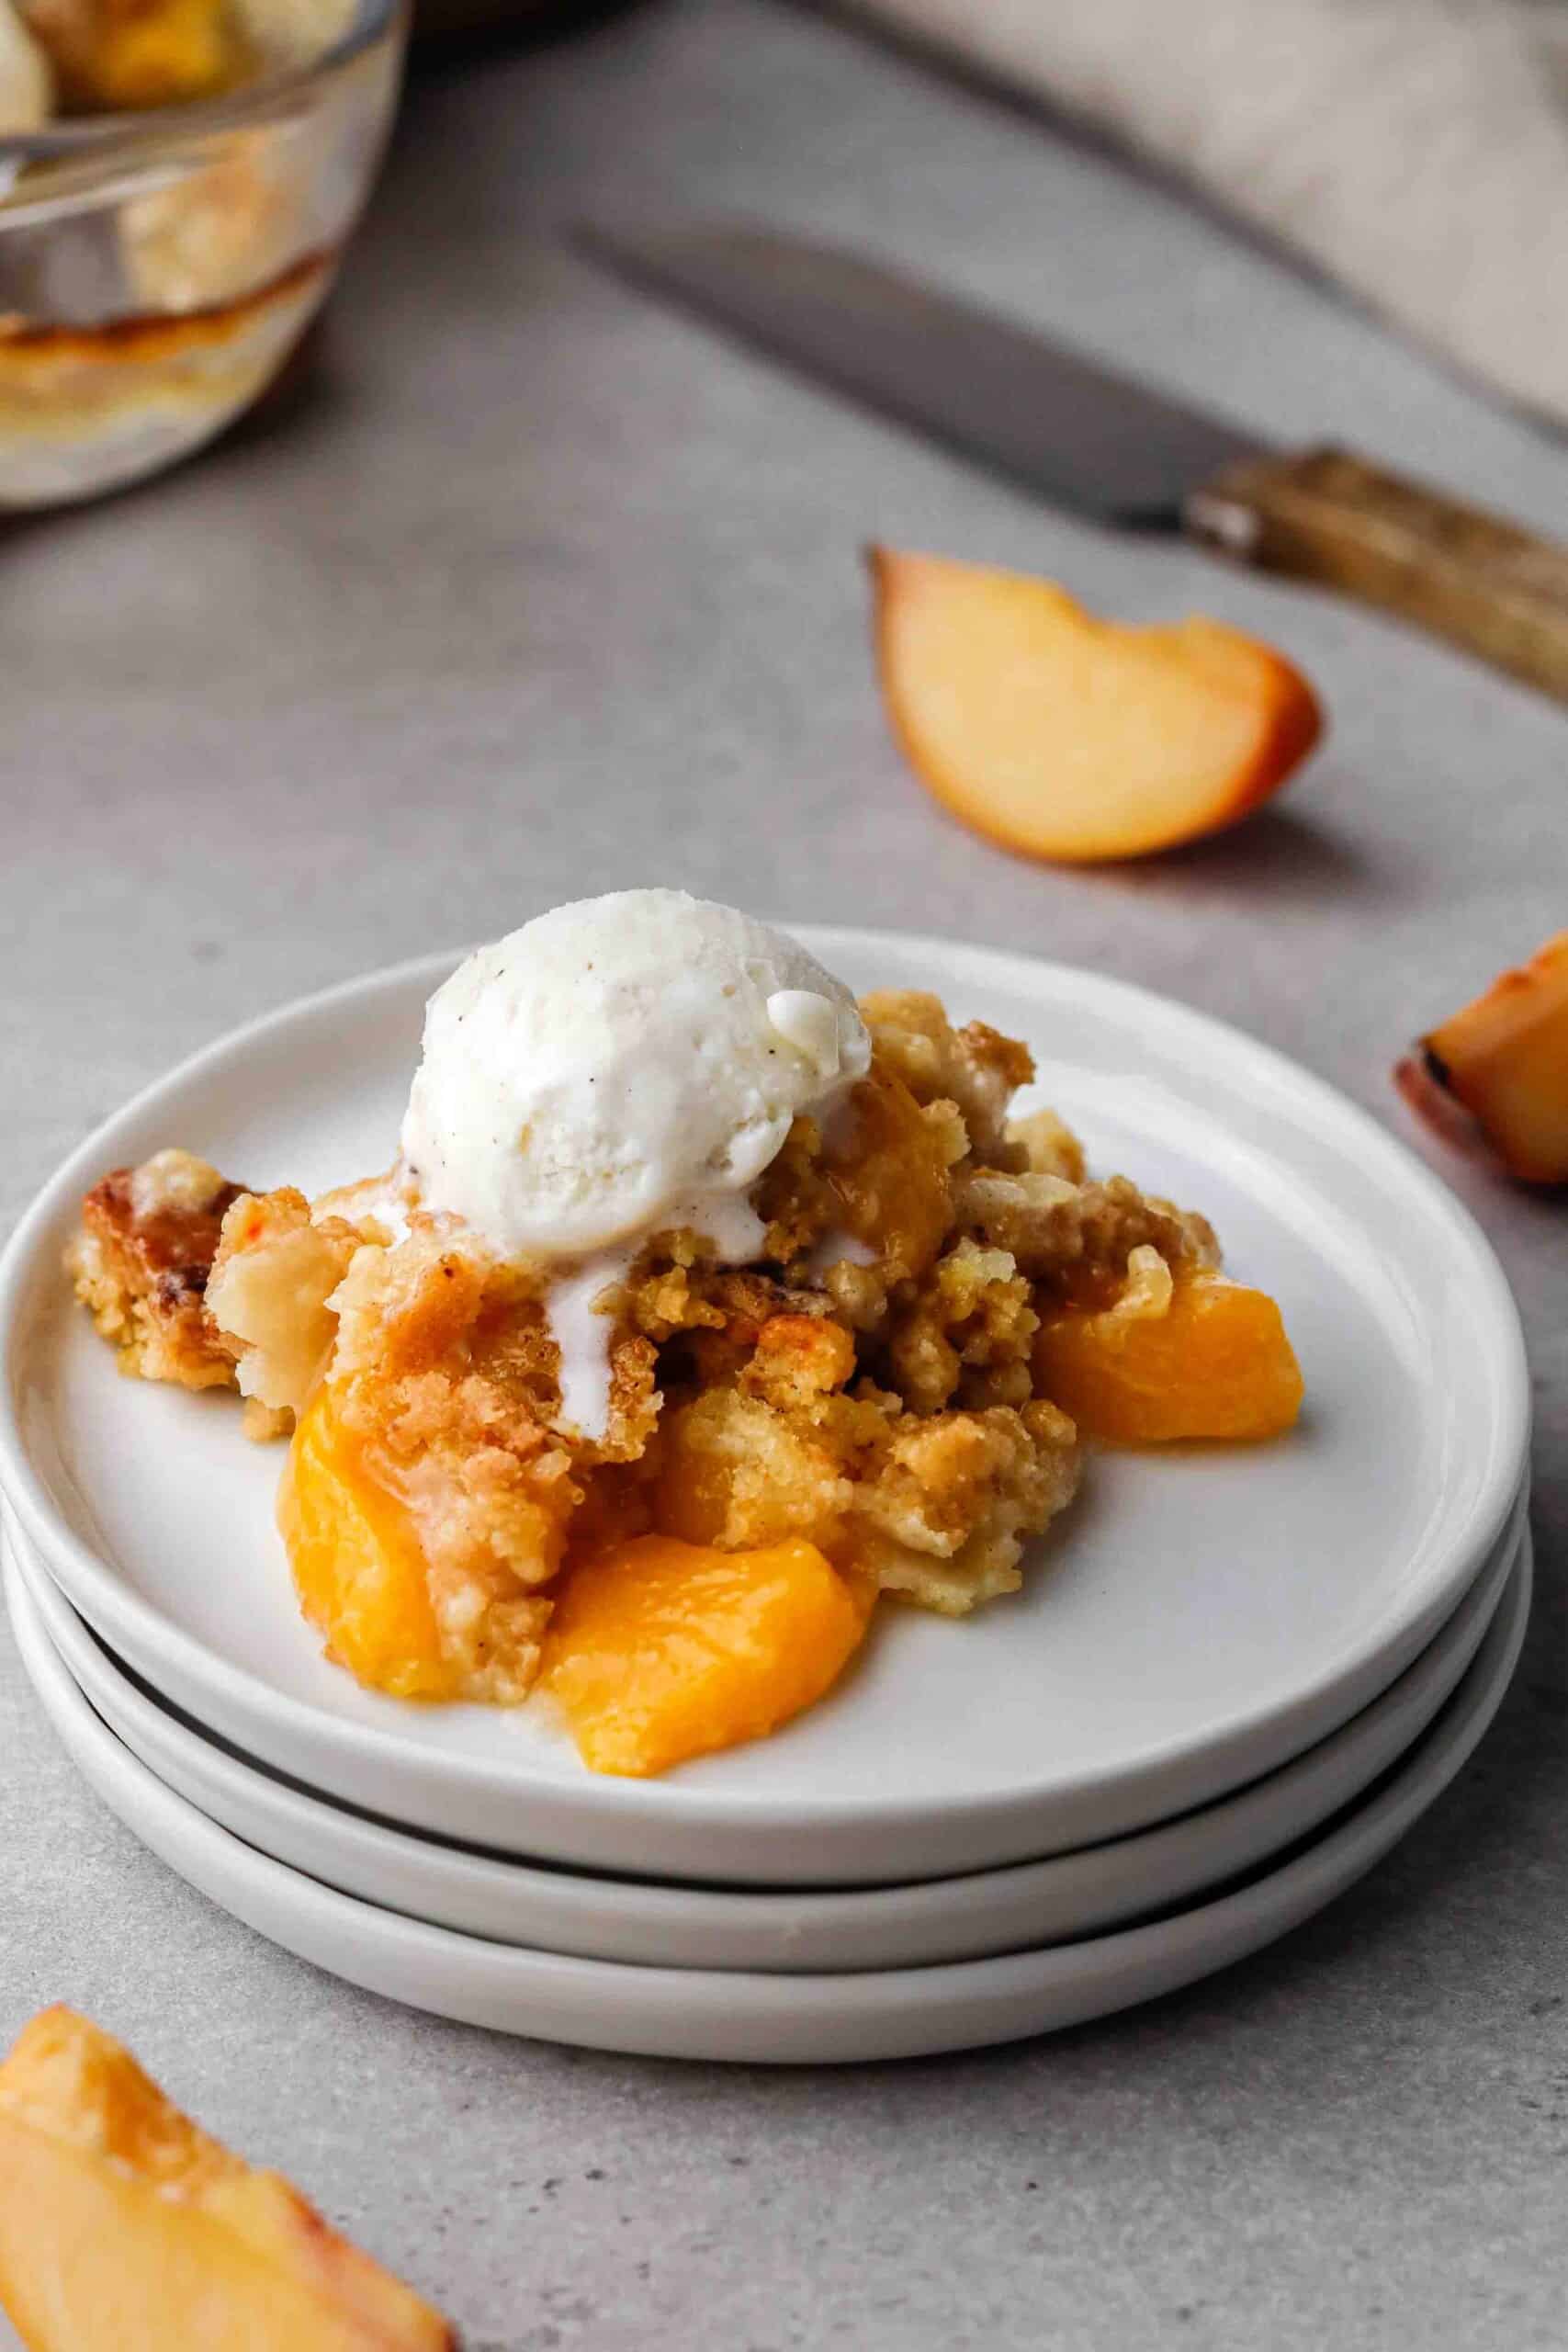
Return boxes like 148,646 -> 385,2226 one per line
0,923 -> 1532,1848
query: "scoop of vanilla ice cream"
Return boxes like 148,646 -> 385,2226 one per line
400,890 -> 871,1263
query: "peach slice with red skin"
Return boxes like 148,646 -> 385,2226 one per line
1396,931 -> 1568,1184
869,547 -> 1323,864
0,2007 -> 455,2351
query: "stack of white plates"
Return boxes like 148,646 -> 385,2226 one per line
0,933 -> 1533,2064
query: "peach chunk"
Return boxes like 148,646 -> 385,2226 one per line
1034,1275 -> 1303,1443
1396,931 -> 1568,1184
278,1385 -> 454,1702
869,548 -> 1323,863
26,0 -> 244,112
0,2007 -> 453,2351
542,1534 -> 874,1777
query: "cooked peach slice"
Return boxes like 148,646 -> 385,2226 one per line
542,1533 -> 874,1776
278,1385 -> 456,1702
0,2007 -> 453,2351
1034,1272 -> 1303,1443
869,548 -> 1323,863
1396,931 -> 1568,1184
26,0 -> 244,113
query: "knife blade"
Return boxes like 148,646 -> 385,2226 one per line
578,220 -> 1261,526
576,220 -> 1568,706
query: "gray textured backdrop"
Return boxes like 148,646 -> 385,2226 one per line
1,3 -> 1564,2345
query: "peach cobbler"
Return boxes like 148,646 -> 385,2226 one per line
67,893 -> 1302,1776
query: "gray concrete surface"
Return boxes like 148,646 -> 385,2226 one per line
2,2 -> 1565,2344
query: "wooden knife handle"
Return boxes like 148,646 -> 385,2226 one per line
1184,446 -> 1568,705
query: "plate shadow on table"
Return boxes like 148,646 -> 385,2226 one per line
956,1644 -> 1557,2077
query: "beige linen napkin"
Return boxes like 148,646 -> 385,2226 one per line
842,0 -> 1568,431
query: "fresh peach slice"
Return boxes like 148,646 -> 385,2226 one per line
542,1533 -> 874,1776
869,548 -> 1323,863
0,2007 -> 454,2351
1396,931 -> 1568,1184
1034,1273 -> 1303,1443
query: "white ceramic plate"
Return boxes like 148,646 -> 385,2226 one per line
4,1532 -> 1531,2064
0,933 -> 1530,1883
6,1488 -> 1526,1972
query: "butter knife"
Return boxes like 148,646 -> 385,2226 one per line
577,221 -> 1568,707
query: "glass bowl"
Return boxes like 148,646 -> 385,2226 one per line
0,0 -> 406,508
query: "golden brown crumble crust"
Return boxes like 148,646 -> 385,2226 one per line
67,993 -> 1232,1700
65,1149 -> 244,1392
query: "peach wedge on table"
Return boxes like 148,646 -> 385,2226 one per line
1397,931 -> 1568,1185
869,548 -> 1323,863
0,2007 -> 455,2351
